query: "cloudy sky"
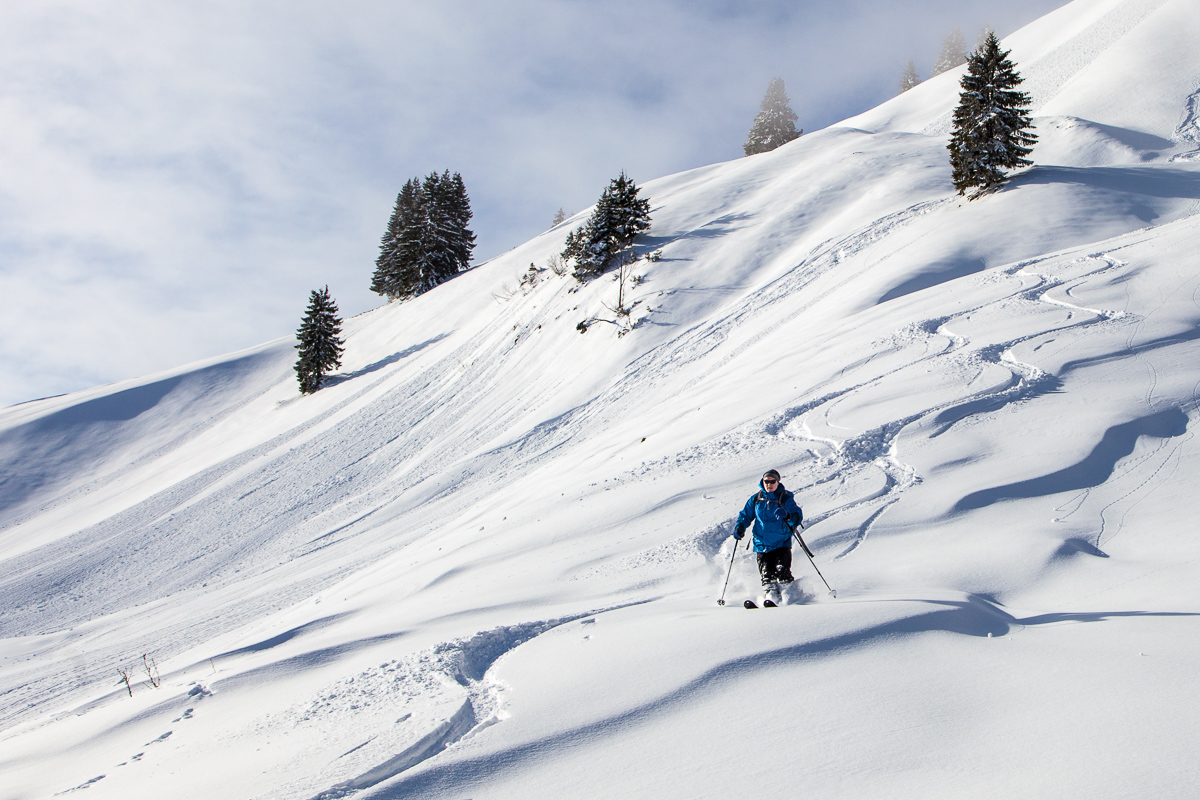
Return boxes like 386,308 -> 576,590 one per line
0,0 -> 1068,407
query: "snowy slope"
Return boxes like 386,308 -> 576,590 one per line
4,0 -> 1200,798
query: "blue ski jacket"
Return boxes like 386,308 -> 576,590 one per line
735,482 -> 803,553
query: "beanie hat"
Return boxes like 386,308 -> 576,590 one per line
763,469 -> 781,481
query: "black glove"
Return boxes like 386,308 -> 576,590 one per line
733,526 -> 745,540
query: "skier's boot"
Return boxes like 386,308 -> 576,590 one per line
762,582 -> 781,608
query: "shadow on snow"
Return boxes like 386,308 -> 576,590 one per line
954,407 -> 1188,512
364,595 -> 1199,798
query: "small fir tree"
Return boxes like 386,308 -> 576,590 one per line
561,171 -> 651,281
900,60 -> 921,93
551,207 -> 567,227
932,27 -> 968,76
295,286 -> 345,394
743,77 -> 802,156
947,32 -> 1037,197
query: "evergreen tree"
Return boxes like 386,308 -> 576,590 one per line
369,171 -> 476,300
900,60 -> 921,93
976,25 -> 995,51
294,286 -> 345,394
442,171 -> 477,275
947,32 -> 1037,197
561,171 -> 651,280
413,171 -> 463,293
551,207 -> 567,227
370,178 -> 420,299
932,27 -> 968,76
743,77 -> 802,156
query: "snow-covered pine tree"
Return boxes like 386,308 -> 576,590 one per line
370,171 -> 476,300
608,172 -> 652,253
561,225 -> 590,272
294,286 -> 345,394
442,171 -> 476,275
370,178 -> 421,300
405,171 -> 451,295
932,27 -> 968,76
561,171 -> 651,280
900,60 -> 921,93
947,31 -> 1037,197
743,77 -> 802,156
414,170 -> 475,293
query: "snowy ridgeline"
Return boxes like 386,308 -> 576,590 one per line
4,0 -> 1200,798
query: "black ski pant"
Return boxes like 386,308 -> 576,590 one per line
756,546 -> 794,586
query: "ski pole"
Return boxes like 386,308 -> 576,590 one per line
792,522 -> 836,598
717,536 -> 742,606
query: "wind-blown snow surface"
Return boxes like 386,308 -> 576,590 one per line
5,1 -> 1200,797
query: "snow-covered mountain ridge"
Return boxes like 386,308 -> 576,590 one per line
3,1 -> 1200,797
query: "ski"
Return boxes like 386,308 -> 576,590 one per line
744,600 -> 758,609
762,599 -> 777,608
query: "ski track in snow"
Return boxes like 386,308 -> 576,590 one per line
1051,246 -> 1200,548
4,205 -> 1196,764
292,608 -> 655,800
266,623 -> 544,800
0,279 -> 627,726
12,151 -> 1189,731
962,232 -> 1199,548
48,610 -> 634,800
632,223 -> 1193,565
25,609 -> 638,796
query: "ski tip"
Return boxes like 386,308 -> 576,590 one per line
743,600 -> 758,609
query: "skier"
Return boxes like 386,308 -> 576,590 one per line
733,469 -> 803,607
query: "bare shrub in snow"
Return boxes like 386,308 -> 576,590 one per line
117,666 -> 134,697
143,653 -> 161,688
